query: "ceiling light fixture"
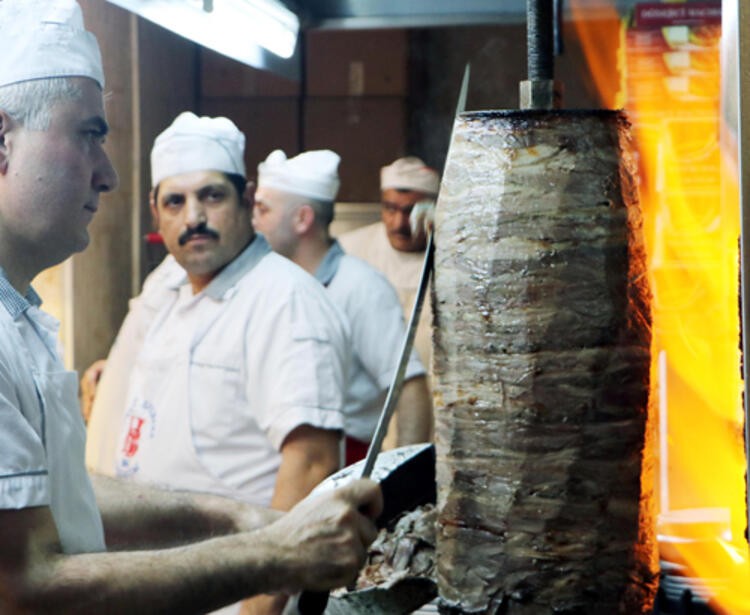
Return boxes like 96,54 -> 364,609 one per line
107,0 -> 300,70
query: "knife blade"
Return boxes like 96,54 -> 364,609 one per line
360,231 -> 433,479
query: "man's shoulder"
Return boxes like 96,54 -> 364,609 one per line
250,252 -> 351,342
337,222 -> 386,253
336,253 -> 394,290
329,254 -> 401,314
134,255 -> 184,313
238,251 -> 339,309
251,251 -> 319,288
339,221 -> 384,239
142,255 -> 185,292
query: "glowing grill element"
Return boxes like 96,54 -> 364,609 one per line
572,2 -> 748,613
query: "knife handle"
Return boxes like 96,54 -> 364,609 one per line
297,590 -> 329,615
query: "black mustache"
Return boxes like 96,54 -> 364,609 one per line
178,223 -> 220,246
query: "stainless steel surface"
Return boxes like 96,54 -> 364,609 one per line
300,0 -> 641,29
310,443 -> 434,496
519,79 -> 561,109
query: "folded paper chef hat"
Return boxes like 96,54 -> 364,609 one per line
0,0 -> 104,89
257,149 -> 341,202
380,156 -> 440,196
151,112 -> 246,187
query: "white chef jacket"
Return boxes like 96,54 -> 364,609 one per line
86,255 -> 185,475
0,268 -> 105,554
314,241 -> 425,442
112,236 -> 349,506
338,221 -> 433,372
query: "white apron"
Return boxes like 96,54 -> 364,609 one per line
114,299 -> 250,502
17,307 -> 105,553
37,368 -> 106,552
114,300 -> 248,615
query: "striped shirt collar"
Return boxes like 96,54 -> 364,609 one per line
0,267 -> 42,319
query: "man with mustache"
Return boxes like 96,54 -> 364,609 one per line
99,113 -> 355,614
0,2 -> 380,613
102,112 -> 350,515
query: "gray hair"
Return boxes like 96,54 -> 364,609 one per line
0,78 -> 83,130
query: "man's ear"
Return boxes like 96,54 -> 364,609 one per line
295,203 -> 315,235
149,189 -> 160,230
0,109 -> 14,175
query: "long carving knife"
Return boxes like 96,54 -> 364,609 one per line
298,64 -> 469,615
359,230 -> 433,479
362,62 -> 468,477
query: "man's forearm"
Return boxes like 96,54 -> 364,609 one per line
17,530 -> 292,615
92,474 -> 279,550
1,479 -> 382,615
269,426 -> 340,512
396,376 -> 433,446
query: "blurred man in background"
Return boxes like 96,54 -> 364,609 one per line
88,112 -> 350,512
253,149 -> 433,460
339,156 -> 439,372
339,157 -> 439,445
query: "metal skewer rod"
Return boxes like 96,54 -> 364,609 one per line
520,0 -> 562,109
527,0 -> 554,81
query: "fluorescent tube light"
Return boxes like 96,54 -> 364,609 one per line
108,0 -> 299,61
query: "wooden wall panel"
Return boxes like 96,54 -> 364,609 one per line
71,0 -> 136,376
136,19 -> 200,280
200,97 -> 300,179
71,5 -> 198,376
304,97 -> 406,201
306,29 -> 408,97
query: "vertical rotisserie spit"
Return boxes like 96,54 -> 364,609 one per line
432,109 -> 658,614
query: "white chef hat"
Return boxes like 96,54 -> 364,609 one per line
380,156 -> 440,196
150,112 -> 246,187
0,0 -> 104,89
257,149 -> 341,202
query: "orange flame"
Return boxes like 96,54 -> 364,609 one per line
571,1 -> 748,612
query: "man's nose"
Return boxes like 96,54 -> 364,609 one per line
395,209 -> 412,232
185,197 -> 207,227
93,149 -> 119,193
